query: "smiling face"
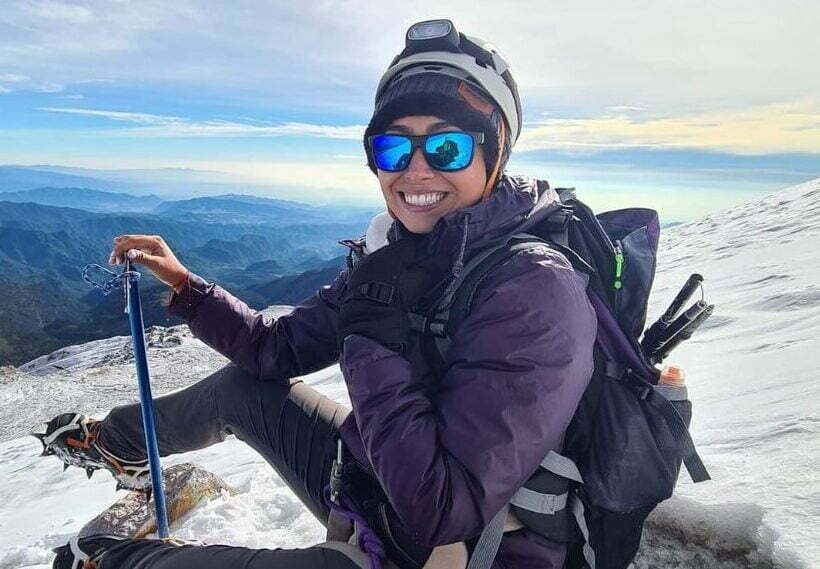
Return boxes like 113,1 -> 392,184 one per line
375,115 -> 487,234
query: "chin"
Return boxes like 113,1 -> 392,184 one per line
400,216 -> 437,234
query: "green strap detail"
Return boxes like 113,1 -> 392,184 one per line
614,242 -> 624,290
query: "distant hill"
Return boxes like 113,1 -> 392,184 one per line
152,195 -> 327,224
0,166 -> 134,193
152,194 -> 377,226
246,264 -> 344,306
0,187 -> 163,213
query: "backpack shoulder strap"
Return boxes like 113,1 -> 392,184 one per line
409,233 -> 558,367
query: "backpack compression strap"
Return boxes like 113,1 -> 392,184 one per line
468,451 -> 596,569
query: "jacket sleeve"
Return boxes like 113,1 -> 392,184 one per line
340,245 -> 596,547
167,270 -> 347,381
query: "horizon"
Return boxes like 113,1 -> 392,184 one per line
1,2 -> 818,221
3,163 -> 816,224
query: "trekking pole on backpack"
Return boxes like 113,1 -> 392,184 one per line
648,303 -> 714,365
81,258 -> 171,538
641,273 -> 714,364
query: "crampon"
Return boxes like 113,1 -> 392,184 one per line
32,413 -> 153,501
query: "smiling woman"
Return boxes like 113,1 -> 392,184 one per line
41,18 -> 600,569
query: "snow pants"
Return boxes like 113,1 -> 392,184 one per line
94,363 -> 374,569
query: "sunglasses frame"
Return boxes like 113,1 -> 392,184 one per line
367,130 -> 485,173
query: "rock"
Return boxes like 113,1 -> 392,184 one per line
79,463 -> 235,538
146,326 -> 183,349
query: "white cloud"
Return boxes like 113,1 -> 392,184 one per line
0,85 -> 10,94
0,1 -> 817,118
0,73 -> 29,82
37,107 -> 184,124
606,106 -> 646,113
34,82 -> 64,93
518,100 -> 820,155
23,1 -> 95,24
36,106 -> 365,139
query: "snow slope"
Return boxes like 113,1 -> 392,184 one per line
641,178 -> 820,567
1,179 -> 818,568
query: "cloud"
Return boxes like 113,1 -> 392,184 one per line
0,86 -> 10,94
517,100 -> 820,155
0,74 -> 63,93
37,107 -> 184,124
34,82 -> 64,93
120,121 -> 365,139
1,1 -> 816,119
606,106 -> 646,113
36,106 -> 365,139
24,1 -> 96,24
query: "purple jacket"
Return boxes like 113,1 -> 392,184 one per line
168,176 -> 596,569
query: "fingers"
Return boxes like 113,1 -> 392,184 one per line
109,235 -> 167,265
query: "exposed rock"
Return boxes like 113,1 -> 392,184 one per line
79,463 -> 235,538
0,366 -> 26,384
145,326 -> 183,348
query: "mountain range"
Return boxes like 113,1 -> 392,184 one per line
0,168 -> 375,365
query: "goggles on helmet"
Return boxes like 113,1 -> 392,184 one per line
367,131 -> 484,173
375,20 -> 522,144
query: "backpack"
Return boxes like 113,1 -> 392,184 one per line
409,183 -> 711,569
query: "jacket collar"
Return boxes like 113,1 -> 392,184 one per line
375,175 -> 561,258
349,175 -> 562,281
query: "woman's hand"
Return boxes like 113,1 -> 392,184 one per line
337,238 -> 449,353
108,234 -> 189,292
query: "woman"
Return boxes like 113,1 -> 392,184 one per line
43,20 -> 596,569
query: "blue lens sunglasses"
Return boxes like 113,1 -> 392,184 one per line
368,131 -> 484,172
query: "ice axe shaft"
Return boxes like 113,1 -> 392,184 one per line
124,258 -> 170,538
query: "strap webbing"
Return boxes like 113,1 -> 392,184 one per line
570,494 -> 596,569
541,451 -> 584,483
646,390 -> 711,482
68,535 -> 89,569
510,488 -> 568,514
465,503 -> 509,569
317,541 -> 397,569
326,508 -> 354,542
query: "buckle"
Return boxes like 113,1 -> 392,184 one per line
329,439 -> 345,504
358,281 -> 395,304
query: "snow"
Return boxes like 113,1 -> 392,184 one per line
646,179 -> 820,567
1,179 -> 818,568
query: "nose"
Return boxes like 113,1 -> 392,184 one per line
402,147 -> 435,181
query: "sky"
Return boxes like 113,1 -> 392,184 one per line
0,0 -> 818,221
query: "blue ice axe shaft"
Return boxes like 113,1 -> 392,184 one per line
124,259 -> 170,538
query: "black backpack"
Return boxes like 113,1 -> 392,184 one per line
410,184 -> 711,569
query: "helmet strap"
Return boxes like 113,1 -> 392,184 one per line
482,119 -> 505,200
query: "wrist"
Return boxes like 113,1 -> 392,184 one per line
170,270 -> 189,294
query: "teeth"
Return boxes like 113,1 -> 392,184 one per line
403,192 -> 445,206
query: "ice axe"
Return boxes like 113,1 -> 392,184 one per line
81,256 -> 170,538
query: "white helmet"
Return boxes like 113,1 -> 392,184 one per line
375,19 -> 522,143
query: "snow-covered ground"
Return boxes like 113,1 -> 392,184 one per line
1,179 -> 818,568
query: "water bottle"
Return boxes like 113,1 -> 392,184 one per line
656,364 -> 692,427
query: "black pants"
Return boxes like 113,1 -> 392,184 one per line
95,363 -> 362,569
